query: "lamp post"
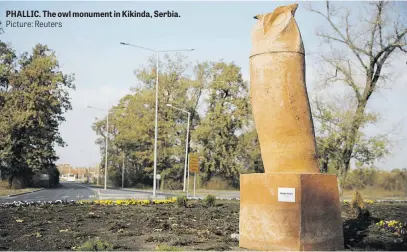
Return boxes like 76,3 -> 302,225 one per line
80,150 -> 90,182
166,104 -> 191,192
120,42 -> 194,197
87,105 -> 109,190
87,105 -> 122,190
122,152 -> 125,188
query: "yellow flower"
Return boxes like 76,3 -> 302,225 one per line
74,196 -> 179,207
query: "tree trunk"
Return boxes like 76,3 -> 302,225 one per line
337,165 -> 347,197
10,176 -> 26,189
8,175 -> 13,189
321,153 -> 329,173
337,178 -> 343,197
341,100 -> 368,175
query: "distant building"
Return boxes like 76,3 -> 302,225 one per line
57,163 -> 99,183
57,164 -> 73,176
57,164 -> 99,182
75,167 -> 89,179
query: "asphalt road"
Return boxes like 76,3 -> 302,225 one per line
0,183 -> 174,203
0,182 -> 98,203
0,182 -> 241,204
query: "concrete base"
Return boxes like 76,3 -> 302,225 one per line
239,173 -> 344,251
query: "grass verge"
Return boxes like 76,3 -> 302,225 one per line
0,181 -> 41,197
343,188 -> 407,199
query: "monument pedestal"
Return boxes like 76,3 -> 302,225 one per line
239,173 -> 344,251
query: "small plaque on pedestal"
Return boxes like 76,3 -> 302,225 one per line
278,187 -> 295,202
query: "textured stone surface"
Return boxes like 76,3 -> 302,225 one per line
241,3 -> 344,251
250,3 -> 319,173
239,173 -> 344,251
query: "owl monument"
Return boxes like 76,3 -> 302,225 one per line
239,4 -> 344,251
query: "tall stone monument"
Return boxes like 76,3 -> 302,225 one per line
239,3 -> 344,251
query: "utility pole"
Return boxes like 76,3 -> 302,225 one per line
120,42 -> 194,198
87,105 -> 124,189
87,151 -> 90,183
122,152 -> 125,188
104,113 -> 109,190
166,104 -> 191,192
97,164 -> 100,185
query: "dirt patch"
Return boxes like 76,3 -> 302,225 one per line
0,201 -> 406,250
342,202 -> 407,250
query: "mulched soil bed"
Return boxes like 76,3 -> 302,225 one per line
0,201 -> 406,251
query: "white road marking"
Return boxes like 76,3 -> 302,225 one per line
53,188 -> 73,200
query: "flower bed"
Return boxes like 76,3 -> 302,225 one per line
2,199 -> 407,250
376,220 -> 407,235
343,199 -> 375,204
0,197 -> 178,208
78,198 -> 177,205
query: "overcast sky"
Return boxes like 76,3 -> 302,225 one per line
1,1 -> 406,170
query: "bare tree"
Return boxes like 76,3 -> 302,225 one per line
306,1 -> 407,179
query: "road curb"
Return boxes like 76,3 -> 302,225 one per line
119,188 -> 179,197
8,188 -> 44,198
97,192 -> 171,197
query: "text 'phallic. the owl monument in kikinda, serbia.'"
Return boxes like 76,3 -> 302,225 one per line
239,3 -> 344,251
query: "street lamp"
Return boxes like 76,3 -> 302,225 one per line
87,105 -> 123,190
80,150 -> 91,183
166,104 -> 191,192
122,152 -> 125,188
120,42 -> 194,197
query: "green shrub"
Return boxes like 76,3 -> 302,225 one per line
176,195 -> 188,207
350,191 -> 370,219
203,194 -> 216,207
77,238 -> 113,251
350,191 -> 366,210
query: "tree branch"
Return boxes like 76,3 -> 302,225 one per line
369,2 -> 384,54
371,28 -> 407,69
308,1 -> 369,71
366,48 -> 394,101
321,55 -> 362,101
377,4 -> 385,49
367,28 -> 407,97
397,45 -> 407,53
